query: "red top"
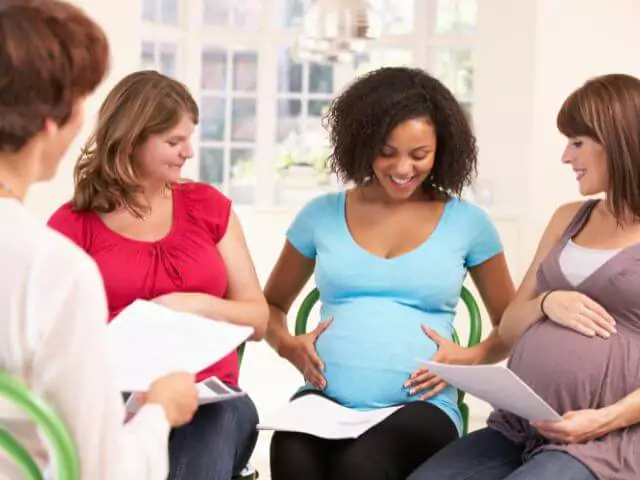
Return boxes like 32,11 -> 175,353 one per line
47,182 -> 239,387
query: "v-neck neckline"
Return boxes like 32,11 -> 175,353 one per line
550,200 -> 640,290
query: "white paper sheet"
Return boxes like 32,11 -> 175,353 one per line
107,300 -> 253,392
258,394 -> 403,439
419,360 -> 562,422
125,376 -> 246,414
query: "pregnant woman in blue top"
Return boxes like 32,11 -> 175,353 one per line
264,66 -> 516,480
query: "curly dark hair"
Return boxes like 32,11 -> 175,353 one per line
324,66 -> 477,197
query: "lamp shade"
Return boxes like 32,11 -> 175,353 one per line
294,0 -> 382,64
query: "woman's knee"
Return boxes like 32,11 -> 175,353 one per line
212,395 -> 258,432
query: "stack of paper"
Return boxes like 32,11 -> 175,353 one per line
419,360 -> 562,422
107,300 -> 253,392
258,394 -> 403,439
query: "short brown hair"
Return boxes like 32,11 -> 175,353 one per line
557,73 -> 640,221
0,0 -> 109,152
73,70 -> 199,217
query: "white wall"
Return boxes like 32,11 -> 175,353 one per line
475,0 -> 640,261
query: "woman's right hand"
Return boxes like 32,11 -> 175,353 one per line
278,318 -> 333,390
542,290 -> 617,338
145,372 -> 199,427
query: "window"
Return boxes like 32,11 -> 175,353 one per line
141,41 -> 179,77
202,0 -> 262,29
200,48 -> 259,203
435,0 -> 478,35
142,0 -> 180,24
141,0 -> 479,207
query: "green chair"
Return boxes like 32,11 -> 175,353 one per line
0,371 -> 79,480
294,285 -> 483,435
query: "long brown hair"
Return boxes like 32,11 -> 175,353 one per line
0,0 -> 109,152
557,73 -> 640,221
73,70 -> 199,217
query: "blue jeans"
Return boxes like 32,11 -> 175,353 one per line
407,427 -> 597,480
168,394 -> 259,480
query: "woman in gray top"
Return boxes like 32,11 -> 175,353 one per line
407,73 -> 640,480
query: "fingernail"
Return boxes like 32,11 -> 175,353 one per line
409,389 -> 414,395
404,381 -> 409,388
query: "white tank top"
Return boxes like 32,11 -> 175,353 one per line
558,240 -> 621,286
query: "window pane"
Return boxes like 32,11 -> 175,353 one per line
278,50 -> 303,93
431,48 -> 474,100
436,0 -> 478,35
141,42 -> 155,70
230,149 -> 255,204
308,99 -> 330,117
354,48 -> 413,76
201,96 -> 226,141
203,0 -> 231,27
142,0 -> 155,21
200,148 -> 225,185
233,0 -> 261,29
276,0 -> 311,28
369,0 -> 413,34
231,99 -> 256,142
159,43 -> 177,78
233,52 -> 258,92
276,99 -> 302,142
160,0 -> 178,24
275,124 -> 331,205
308,63 -> 333,94
202,49 -> 227,91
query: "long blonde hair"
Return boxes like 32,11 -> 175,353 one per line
73,70 -> 199,217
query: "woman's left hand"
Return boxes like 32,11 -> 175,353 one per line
405,325 -> 480,400
532,409 -> 614,444
152,292 -> 209,317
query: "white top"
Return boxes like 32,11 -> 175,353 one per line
0,199 -> 170,479
559,239 -> 621,286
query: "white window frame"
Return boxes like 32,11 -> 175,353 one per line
141,0 -> 477,208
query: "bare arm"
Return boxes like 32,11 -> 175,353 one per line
467,253 -> 516,363
263,240 -> 316,354
499,202 -> 584,346
200,211 -> 269,340
601,388 -> 640,432
532,382 -> 640,444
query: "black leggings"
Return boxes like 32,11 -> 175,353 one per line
270,401 -> 459,480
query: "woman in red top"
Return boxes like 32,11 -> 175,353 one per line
48,70 -> 268,480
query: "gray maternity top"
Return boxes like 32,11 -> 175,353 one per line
488,200 -> 640,479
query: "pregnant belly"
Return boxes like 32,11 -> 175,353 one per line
509,320 -> 614,412
314,299 -> 453,409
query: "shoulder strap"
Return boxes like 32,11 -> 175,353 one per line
561,199 -> 599,240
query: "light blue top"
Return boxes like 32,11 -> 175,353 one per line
287,190 -> 503,434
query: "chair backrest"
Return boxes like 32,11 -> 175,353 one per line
237,343 -> 246,365
294,285 -> 483,406
0,372 -> 79,480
